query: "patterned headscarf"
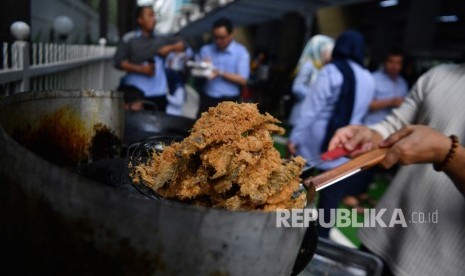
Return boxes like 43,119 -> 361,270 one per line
296,34 -> 335,73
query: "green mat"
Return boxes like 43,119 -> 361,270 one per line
336,176 -> 390,247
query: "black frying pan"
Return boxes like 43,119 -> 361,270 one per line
124,136 -> 388,275
126,136 -> 319,275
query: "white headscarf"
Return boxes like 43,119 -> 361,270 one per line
295,34 -> 335,74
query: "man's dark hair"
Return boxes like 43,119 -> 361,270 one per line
213,17 -> 234,34
135,5 -> 152,20
384,48 -> 404,61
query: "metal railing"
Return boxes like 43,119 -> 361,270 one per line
0,38 -> 121,96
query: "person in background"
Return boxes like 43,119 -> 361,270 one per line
122,86 -> 144,112
114,5 -> 185,112
251,51 -> 268,75
342,49 -> 409,210
248,50 -> 271,109
250,50 -> 271,86
328,62 -> 465,276
287,30 -> 375,238
364,49 -> 409,126
196,17 -> 250,117
165,47 -> 194,116
288,34 -> 335,126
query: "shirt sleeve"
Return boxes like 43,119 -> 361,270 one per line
369,69 -> 430,138
237,49 -> 250,79
158,35 -> 185,47
113,40 -> 129,69
199,45 -> 209,60
292,61 -> 315,101
400,77 -> 409,97
289,65 -> 337,145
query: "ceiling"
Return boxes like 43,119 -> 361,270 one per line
178,0 -> 376,37
178,0 -> 465,61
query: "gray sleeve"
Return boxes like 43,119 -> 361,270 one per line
113,40 -> 128,69
152,35 -> 186,53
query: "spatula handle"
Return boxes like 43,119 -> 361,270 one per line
320,147 -> 351,161
306,148 -> 388,191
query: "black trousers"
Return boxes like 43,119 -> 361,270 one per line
145,95 -> 168,112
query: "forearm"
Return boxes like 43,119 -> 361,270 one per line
369,99 -> 396,111
158,41 -> 185,57
219,71 -> 247,86
443,145 -> 465,196
370,98 -> 416,139
120,60 -> 144,74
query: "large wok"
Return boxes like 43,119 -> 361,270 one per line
79,135 -> 319,276
0,89 -> 385,274
0,91 -> 306,275
0,126 -> 309,275
0,126 -> 385,275
80,136 -> 387,275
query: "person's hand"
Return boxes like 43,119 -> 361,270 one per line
210,69 -> 221,79
390,97 -> 404,108
328,125 -> 377,157
379,125 -> 451,168
287,142 -> 297,157
139,63 -> 155,76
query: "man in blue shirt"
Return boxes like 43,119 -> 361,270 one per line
363,49 -> 409,125
197,17 -> 250,117
114,5 -> 185,112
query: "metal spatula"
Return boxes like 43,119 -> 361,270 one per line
293,148 -> 387,199
309,148 -> 388,191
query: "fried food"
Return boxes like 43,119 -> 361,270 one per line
131,102 -> 307,211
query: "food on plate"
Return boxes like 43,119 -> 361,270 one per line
130,102 -> 307,211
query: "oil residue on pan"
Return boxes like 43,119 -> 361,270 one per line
12,107 -> 90,167
89,123 -> 121,162
11,107 -> 121,167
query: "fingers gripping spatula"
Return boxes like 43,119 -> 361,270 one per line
308,148 -> 387,191
294,148 -> 388,199
299,147 -> 358,180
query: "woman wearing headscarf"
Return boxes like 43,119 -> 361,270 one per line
288,35 -> 335,126
288,30 -> 376,238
